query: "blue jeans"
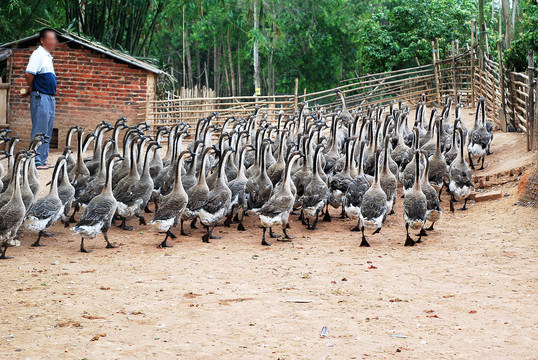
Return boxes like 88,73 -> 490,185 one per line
30,91 -> 55,166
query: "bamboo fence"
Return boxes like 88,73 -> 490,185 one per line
138,43 -> 536,151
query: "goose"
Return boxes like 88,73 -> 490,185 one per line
302,145 -> 329,230
335,89 -> 352,123
162,124 -> 178,167
73,154 -> 122,253
327,138 -> 353,220
344,141 -> 370,231
390,113 -> 413,175
245,141 -> 274,214
199,148 -> 234,243
57,148 -> 76,227
24,156 -> 66,247
420,152 -> 441,232
379,135 -> 397,215
0,151 -> 27,259
358,151 -> 387,247
150,150 -> 190,248
113,136 -> 144,230
181,140 -> 203,193
258,151 -> 302,246
401,128 -> 423,196
116,141 -> 161,229
427,119 -> 448,199
69,129 -> 94,204
108,118 -> 128,160
449,128 -> 473,212
445,119 -> 462,166
403,150 -> 427,246
267,130 -> 288,185
78,138 -> 115,208
181,147 -> 214,236
112,128 -> 140,188
159,130 -> 190,196
1,135 -> 21,193
0,151 -> 11,193
87,123 -> 113,176
467,97 -> 491,170
21,152 -> 37,211
28,134 -> 46,197
225,145 -> 254,231
64,125 -> 79,172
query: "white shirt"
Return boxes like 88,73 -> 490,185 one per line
25,45 -> 57,94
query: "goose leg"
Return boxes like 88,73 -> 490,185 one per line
104,234 -> 116,248
404,224 -> 415,246
31,231 -> 46,247
261,227 -> 271,246
426,222 -> 435,231
438,184 -> 444,202
340,207 -> 347,219
223,206 -> 235,227
159,230 -> 174,248
79,238 -> 91,253
450,193 -> 455,213
298,210 -> 304,222
190,218 -> 198,229
237,210 -> 246,231
137,214 -> 147,226
0,244 -> 13,259
311,211 -> 320,230
468,151 -> 475,170
233,213 -> 240,222
282,227 -> 294,240
351,220 -> 361,232
416,228 -> 428,237
68,205 -> 79,223
153,198 -> 159,212
322,202 -> 331,222
269,228 -> 281,238
202,225 -> 212,243
360,226 -> 370,247
180,219 -> 190,236
305,218 -> 311,230
372,228 -> 381,235
478,156 -> 485,170
144,205 -> 153,213
458,198 -> 468,211
120,217 -> 134,231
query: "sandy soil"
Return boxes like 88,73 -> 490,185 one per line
0,108 -> 536,359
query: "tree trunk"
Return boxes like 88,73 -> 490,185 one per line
237,43 -> 242,95
213,37 -> 220,96
195,44 -> 201,89
478,0 -> 485,69
186,28 -> 193,89
227,29 -> 236,97
253,0 -> 261,95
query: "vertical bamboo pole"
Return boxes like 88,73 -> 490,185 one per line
497,41 -> 507,131
294,78 -> 299,111
471,21 -> 476,106
527,50 -> 535,151
432,40 -> 441,105
452,41 -> 457,101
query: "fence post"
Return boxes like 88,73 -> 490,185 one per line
528,50 -> 535,151
432,40 -> 441,105
471,21 -> 476,107
452,41 -> 457,101
497,41 -> 507,132
294,78 -> 299,111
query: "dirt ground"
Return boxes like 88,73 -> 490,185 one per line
0,108 -> 536,359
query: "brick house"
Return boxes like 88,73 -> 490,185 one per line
0,29 -> 163,149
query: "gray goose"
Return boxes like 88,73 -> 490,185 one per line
87,123 -> 113,176
267,130 -> 289,185
57,149 -> 76,227
427,119 -> 448,200
327,139 -> 353,221
181,147 -> 214,236
391,113 -> 412,177
245,141 -> 273,214
69,129 -> 95,217
379,135 -> 397,215
77,138 -> 115,210
73,154 -> 121,253
420,152 -> 441,233
199,148 -> 234,243
28,134 -> 46,197
358,151 -> 388,247
1,135 -> 21,193
225,145 -> 254,231
150,150 -> 190,248
21,152 -> 37,211
0,151 -> 27,259
402,128 -> 423,196
116,141 -> 161,229
258,151 -> 302,246
467,97 -> 491,170
449,128 -> 473,212
303,145 -> 329,230
24,156 -> 66,247
444,119 -> 461,166
403,150 -> 427,246
344,141 -> 370,232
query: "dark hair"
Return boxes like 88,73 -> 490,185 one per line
39,28 -> 56,40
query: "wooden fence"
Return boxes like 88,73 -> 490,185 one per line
138,44 -> 536,151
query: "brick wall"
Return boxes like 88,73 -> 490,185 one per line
8,42 -> 154,149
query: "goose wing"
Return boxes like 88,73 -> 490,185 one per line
28,196 -> 62,219
153,196 -> 187,221
76,196 -> 116,227
303,180 -> 328,208
203,186 -> 231,214
361,190 -> 387,220
344,177 -> 370,207
258,193 -> 294,217
186,185 -> 208,211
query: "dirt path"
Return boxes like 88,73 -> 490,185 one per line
0,109 -> 536,359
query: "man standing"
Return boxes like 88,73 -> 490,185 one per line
24,28 -> 58,169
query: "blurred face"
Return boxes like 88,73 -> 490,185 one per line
40,31 -> 58,53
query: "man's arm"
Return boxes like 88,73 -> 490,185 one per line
24,73 -> 34,96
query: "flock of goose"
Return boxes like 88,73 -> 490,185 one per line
0,91 -> 494,258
